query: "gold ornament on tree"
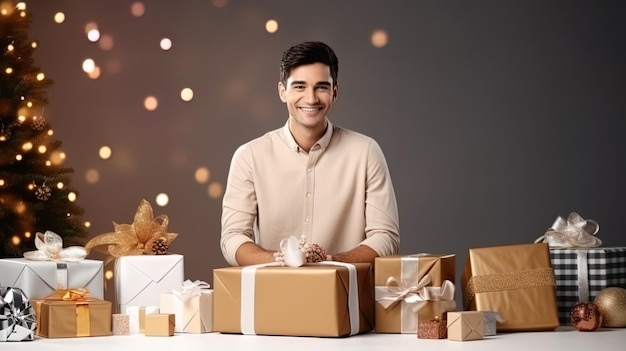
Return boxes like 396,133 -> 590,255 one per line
594,287 -> 626,327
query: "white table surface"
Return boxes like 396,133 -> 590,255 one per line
2,327 -> 624,351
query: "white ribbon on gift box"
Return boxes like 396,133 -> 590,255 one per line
172,280 -> 211,332
240,261 -> 359,336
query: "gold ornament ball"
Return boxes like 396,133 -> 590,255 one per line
594,287 -> 626,327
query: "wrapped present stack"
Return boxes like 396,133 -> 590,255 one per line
84,199 -> 185,314
374,254 -> 456,335
535,212 -> 626,325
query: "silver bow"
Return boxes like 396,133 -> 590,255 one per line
22,231 -> 87,262
173,279 -> 211,302
535,212 -> 601,248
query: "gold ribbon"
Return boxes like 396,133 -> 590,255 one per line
84,199 -> 178,264
463,268 -> 556,309
76,302 -> 91,337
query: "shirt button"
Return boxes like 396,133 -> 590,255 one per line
305,217 -> 310,222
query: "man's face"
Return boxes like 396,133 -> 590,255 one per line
278,62 -> 337,131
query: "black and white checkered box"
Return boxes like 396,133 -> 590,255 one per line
550,247 -> 626,325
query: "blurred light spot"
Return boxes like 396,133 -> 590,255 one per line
56,182 -> 64,189
4,67 -> 13,75
47,129 -> 54,136
180,88 -> 193,102
24,231 -> 31,238
0,1 -> 15,16
144,96 -> 158,111
15,154 -> 22,161
82,58 -> 95,73
208,182 -> 223,199
54,12 -> 65,23
99,146 -> 112,159
6,44 -> 14,52
15,201 -> 26,214
36,73 -> 45,81
156,193 -> 169,206
87,29 -> 100,42
130,2 -> 145,17
160,38 -> 172,51
265,19 -> 278,33
85,168 -> 100,184
195,167 -> 210,183
45,160 -> 52,166
371,29 -> 389,48
0,179 -> 4,186
99,34 -> 114,50
31,41 -> 37,49
84,221 -> 91,228
105,270 -> 113,280
22,142 -> 32,151
68,192 -> 77,202
212,0 -> 228,8
85,22 -> 98,34
37,145 -> 46,153
12,236 -> 20,246
88,66 -> 101,79
50,150 -> 65,165
16,2 -> 25,10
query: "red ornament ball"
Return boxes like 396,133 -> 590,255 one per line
570,302 -> 603,331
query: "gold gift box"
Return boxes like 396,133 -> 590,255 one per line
37,299 -> 112,338
213,263 -> 373,337
461,243 -> 559,332
145,314 -> 175,336
447,311 -> 483,341
374,254 -> 455,333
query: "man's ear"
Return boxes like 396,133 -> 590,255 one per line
332,84 -> 338,101
278,82 -> 287,103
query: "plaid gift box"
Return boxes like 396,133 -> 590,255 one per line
550,247 -> 626,325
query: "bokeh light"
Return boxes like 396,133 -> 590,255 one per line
88,66 -> 101,79
156,193 -> 169,207
85,168 -> 100,184
54,12 -> 65,24
130,2 -> 145,17
99,146 -> 112,159
371,29 -> 389,48
195,167 -> 210,183
85,22 -> 98,34
212,0 -> 228,8
265,19 -> 278,33
144,96 -> 158,111
180,88 -> 194,102
208,182 -> 224,199
82,58 -> 95,73
49,150 -> 65,165
67,192 -> 77,202
87,29 -> 100,42
99,34 -> 114,50
160,38 -> 172,51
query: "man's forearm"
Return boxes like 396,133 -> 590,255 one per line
331,245 -> 379,265
234,242 -> 276,266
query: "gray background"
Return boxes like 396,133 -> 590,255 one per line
25,1 -> 625,298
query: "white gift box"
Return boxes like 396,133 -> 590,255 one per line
126,306 -> 160,334
115,254 -> 184,314
160,288 -> 213,333
0,258 -> 104,300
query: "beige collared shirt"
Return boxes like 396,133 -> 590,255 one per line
220,120 -> 400,266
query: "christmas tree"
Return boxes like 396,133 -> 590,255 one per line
0,1 -> 88,258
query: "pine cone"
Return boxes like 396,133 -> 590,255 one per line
151,237 -> 169,255
303,243 -> 327,263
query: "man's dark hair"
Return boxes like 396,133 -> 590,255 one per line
279,41 -> 339,86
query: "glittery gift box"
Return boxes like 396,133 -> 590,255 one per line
417,317 -> 447,339
462,243 -> 559,332
213,263 -> 373,337
112,314 -> 129,335
145,314 -> 175,336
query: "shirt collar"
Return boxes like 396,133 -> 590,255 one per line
282,119 -> 334,153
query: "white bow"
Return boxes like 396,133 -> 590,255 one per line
535,212 -> 601,248
173,279 -> 211,302
22,231 -> 87,262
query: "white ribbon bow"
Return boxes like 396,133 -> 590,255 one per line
22,231 -> 87,262
376,275 -> 456,314
173,279 -> 211,302
279,235 -> 305,267
535,212 -> 601,248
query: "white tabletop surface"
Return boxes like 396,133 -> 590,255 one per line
2,327 -> 624,351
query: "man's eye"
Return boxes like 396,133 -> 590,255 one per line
317,86 -> 330,90
293,85 -> 305,90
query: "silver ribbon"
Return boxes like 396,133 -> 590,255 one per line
534,212 -> 601,248
22,231 -> 87,262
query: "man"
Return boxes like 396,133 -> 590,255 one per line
221,41 -> 399,266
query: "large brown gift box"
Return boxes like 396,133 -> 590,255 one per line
37,298 -> 112,338
374,254 -> 455,333
462,242 -> 559,332
213,262 -> 373,337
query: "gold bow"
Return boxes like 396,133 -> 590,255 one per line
44,288 -> 91,301
84,199 -> 178,263
535,212 -> 601,248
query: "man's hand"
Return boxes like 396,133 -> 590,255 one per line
235,242 -> 276,266
331,245 -> 379,265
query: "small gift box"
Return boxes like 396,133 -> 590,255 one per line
160,279 -> 213,333
112,314 -> 130,335
145,314 -> 175,336
447,311 -> 484,341
36,289 -> 112,338
483,311 -> 504,336
535,212 -> 626,325
417,316 -> 447,339
126,306 -> 159,334
214,262 -> 373,337
1,231 -> 103,300
374,254 -> 456,333
84,199 -> 183,314
0,287 -> 37,342
462,243 -> 559,332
